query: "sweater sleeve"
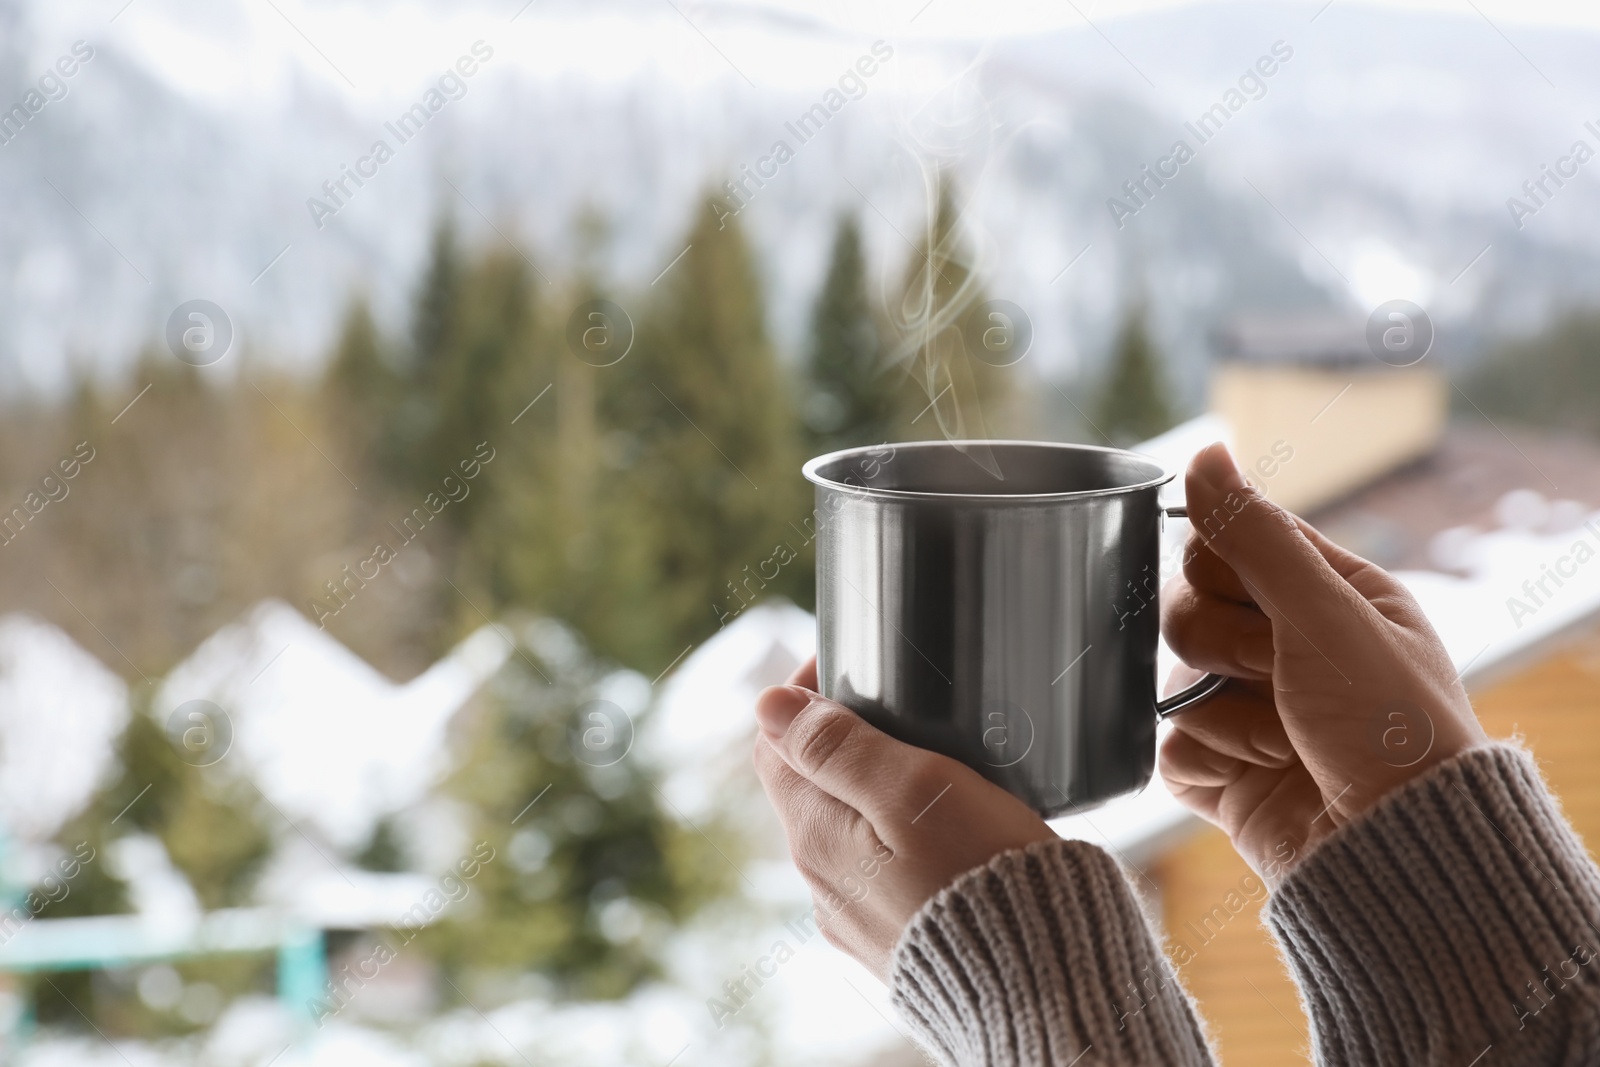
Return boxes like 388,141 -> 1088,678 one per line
887,837 -> 1216,1067
1264,743 -> 1600,1066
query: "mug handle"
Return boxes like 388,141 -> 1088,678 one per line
1154,505 -> 1228,719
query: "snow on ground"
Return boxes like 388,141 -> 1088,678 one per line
17,1037 -> 174,1067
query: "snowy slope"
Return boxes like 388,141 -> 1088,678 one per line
4,0 -> 1600,404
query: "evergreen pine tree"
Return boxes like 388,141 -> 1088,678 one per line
355,817 -> 408,873
470,275 -> 603,638
323,294 -> 401,480
382,226 -> 550,658
429,250 -> 543,531
418,625 -> 733,999
552,209 -> 609,524
393,218 -> 466,490
413,218 -> 464,390
326,295 -> 388,408
803,214 -> 897,452
38,700 -> 275,1033
85,706 -> 273,912
1095,304 -> 1176,444
591,196 -> 808,672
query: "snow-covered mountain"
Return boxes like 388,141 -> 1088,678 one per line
3,0 -> 1597,406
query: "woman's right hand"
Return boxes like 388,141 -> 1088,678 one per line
1158,443 -> 1489,879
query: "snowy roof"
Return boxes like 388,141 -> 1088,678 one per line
1308,424 -> 1600,572
0,615 -> 127,843
154,600 -> 512,852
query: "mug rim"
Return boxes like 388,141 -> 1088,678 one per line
802,439 -> 1175,503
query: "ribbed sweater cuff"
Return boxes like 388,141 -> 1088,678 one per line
1265,743 -> 1600,1064
889,838 -> 1214,1067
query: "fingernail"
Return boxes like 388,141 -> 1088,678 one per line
1197,442 -> 1246,493
756,685 -> 812,740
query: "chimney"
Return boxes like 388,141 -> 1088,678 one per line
1210,314 -> 1447,513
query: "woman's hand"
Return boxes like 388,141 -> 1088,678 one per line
753,659 -> 1058,979
1160,443 -> 1489,879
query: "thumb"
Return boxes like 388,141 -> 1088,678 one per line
756,684 -> 942,825
1184,443 -> 1352,625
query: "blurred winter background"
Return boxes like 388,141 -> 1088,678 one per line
3,0 -> 1600,1063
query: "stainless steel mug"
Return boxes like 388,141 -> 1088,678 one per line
802,439 -> 1225,817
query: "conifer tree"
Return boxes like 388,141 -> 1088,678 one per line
803,214 -> 900,452
72,706 -> 273,912
39,701 -> 275,1032
413,219 -> 464,391
429,250 -> 543,531
323,295 -> 401,480
392,218 -> 466,491
355,817 -> 407,873
471,274 -> 603,638
1095,304 -> 1176,444
593,196 -> 808,671
418,625 -> 733,999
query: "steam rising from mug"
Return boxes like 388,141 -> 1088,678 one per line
879,49 -> 1012,480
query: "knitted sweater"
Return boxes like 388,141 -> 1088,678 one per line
888,744 -> 1600,1065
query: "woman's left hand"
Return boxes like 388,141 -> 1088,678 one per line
753,657 -> 1059,979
